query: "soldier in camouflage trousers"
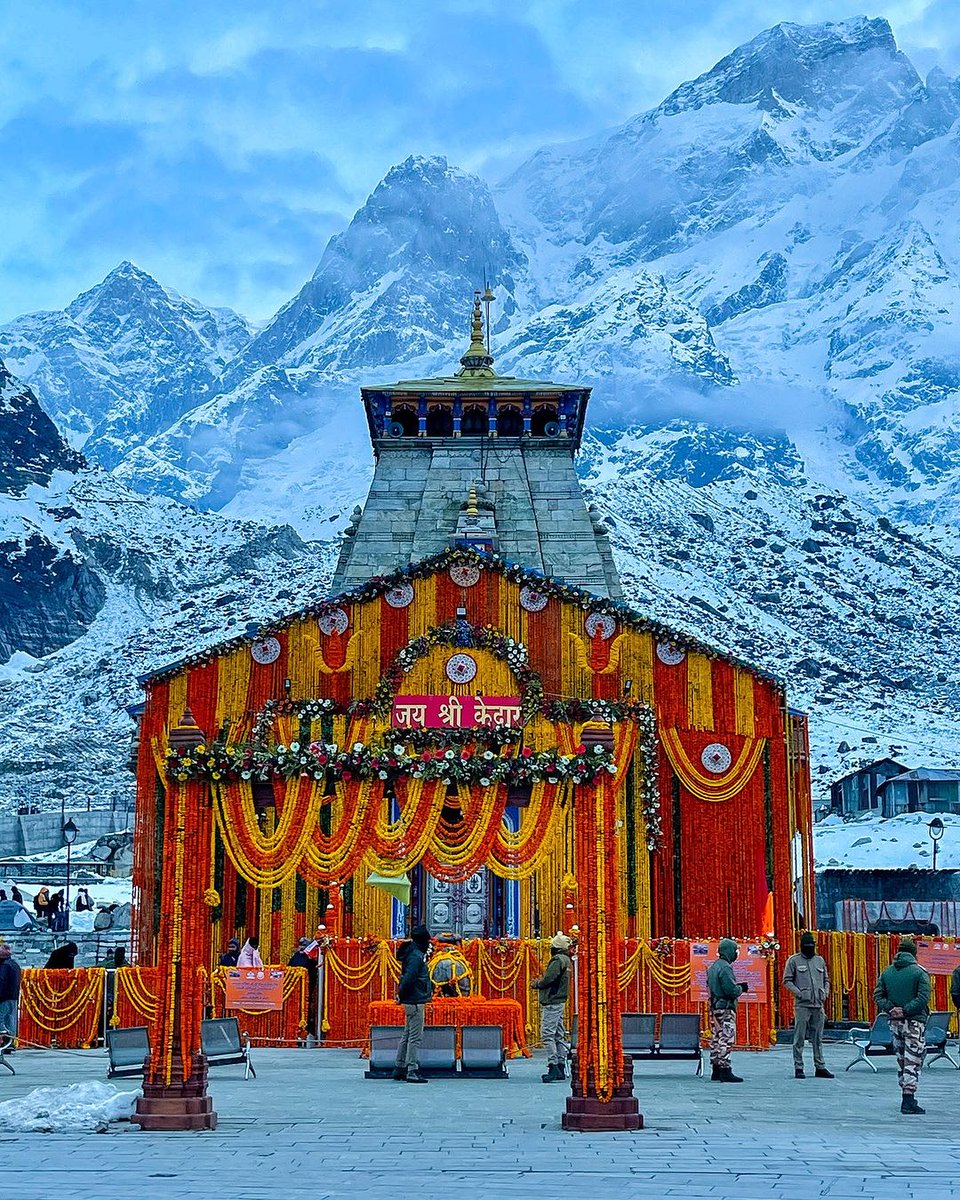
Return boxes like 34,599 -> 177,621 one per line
707,938 -> 749,1082
709,1009 -> 737,1072
874,937 -> 931,1115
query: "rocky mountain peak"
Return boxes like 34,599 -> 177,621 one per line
658,16 -> 917,116
0,360 -> 83,493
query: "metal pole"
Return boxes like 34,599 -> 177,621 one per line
65,840 -> 72,930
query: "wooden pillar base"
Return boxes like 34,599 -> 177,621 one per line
133,1052 -> 218,1132
562,1054 -> 643,1132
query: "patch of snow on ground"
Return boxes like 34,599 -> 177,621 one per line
0,1081 -> 138,1133
814,810 -> 960,870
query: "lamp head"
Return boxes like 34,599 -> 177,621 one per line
62,818 -> 79,845
929,817 -> 945,842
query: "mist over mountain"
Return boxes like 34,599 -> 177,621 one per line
3,14 -> 960,807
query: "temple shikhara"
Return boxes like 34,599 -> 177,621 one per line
129,296 -> 815,1129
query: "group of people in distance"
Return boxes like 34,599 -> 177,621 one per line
710,931 -> 960,1115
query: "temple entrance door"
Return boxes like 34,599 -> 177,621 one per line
426,870 -> 488,937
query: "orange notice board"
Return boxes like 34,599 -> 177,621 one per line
224,967 -> 285,1011
690,940 -> 768,1003
916,941 -> 960,976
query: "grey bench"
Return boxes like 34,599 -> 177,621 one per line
365,1024 -> 404,1078
654,1013 -> 703,1075
460,1025 -> 508,1078
106,1026 -> 150,1079
201,1017 -> 256,1079
845,1014 -> 895,1071
417,1025 -> 457,1076
622,1012 -> 657,1056
923,1011 -> 960,1070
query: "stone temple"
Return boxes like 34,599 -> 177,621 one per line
332,294 -> 621,598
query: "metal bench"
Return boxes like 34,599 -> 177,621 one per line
200,1017 -> 256,1080
621,1013 -> 657,1057
365,1024 -> 405,1078
106,1026 -> 150,1079
923,1011 -> 960,1070
0,1026 -> 14,1076
418,1025 -> 457,1076
845,1014 -> 895,1071
460,1024 -> 508,1078
655,1013 -> 703,1075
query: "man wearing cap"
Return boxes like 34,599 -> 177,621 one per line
532,933 -> 572,1083
783,931 -> 834,1079
394,924 -> 433,1083
874,937 -> 931,1114
218,938 -> 240,967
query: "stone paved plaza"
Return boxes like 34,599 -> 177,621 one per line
2,1042 -> 959,1199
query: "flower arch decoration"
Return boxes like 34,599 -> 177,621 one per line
370,622 -> 543,720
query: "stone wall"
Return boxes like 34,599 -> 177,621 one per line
0,807 -> 129,858
333,437 -> 621,598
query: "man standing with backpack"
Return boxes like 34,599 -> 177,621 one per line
394,924 -> 433,1084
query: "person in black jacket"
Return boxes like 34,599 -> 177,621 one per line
288,937 -> 319,1039
218,938 -> 240,967
44,942 -> 78,970
951,964 -> 960,1016
0,944 -> 21,1040
393,924 -> 433,1084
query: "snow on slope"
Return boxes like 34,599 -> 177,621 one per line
815,811 -> 960,870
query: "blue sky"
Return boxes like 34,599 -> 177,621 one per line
1,1 -> 958,324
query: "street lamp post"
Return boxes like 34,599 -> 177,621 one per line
928,816 -> 945,871
62,817 -> 79,930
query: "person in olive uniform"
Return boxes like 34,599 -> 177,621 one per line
874,938 -> 931,1114
707,938 -> 749,1082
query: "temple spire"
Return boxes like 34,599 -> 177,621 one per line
457,290 -> 496,378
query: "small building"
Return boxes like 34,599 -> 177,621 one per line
829,758 -> 908,815
879,768 -> 960,817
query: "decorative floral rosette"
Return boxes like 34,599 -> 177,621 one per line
251,636 -> 281,665
585,612 -> 616,640
445,653 -> 478,684
519,586 -> 549,613
384,583 -> 414,609
656,641 -> 686,666
318,607 -> 349,636
700,743 -> 732,774
449,563 -> 480,588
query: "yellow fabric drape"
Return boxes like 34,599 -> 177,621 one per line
661,728 -> 766,802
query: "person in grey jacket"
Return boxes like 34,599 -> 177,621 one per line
783,931 -> 834,1079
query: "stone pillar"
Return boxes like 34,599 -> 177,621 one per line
563,773 -> 642,1132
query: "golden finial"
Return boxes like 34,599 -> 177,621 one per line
457,290 -> 496,377
466,482 -> 479,517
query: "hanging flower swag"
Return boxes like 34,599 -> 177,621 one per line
166,737 -> 620,789
144,546 -> 779,684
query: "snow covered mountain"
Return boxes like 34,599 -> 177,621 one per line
0,356 -> 334,812
0,261 -> 253,465
3,14 -> 960,809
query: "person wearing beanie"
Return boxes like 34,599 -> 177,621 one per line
783,932 -> 833,1079
394,924 -> 433,1083
706,938 -> 749,1082
531,932 -> 572,1082
0,943 -> 20,1043
874,936 -> 931,1114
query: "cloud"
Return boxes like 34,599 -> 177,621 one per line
2,1 -> 960,323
